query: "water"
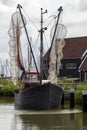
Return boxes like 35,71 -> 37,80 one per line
0,97 -> 87,130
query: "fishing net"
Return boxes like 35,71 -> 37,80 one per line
48,24 -> 67,85
8,11 -> 26,84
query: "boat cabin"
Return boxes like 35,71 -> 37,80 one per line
20,72 -> 40,90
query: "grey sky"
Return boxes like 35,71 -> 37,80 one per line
0,0 -> 87,60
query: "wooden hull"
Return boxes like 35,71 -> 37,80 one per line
14,82 -> 63,110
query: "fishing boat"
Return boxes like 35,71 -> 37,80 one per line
8,4 -> 64,110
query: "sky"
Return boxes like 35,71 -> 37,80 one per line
0,0 -> 87,61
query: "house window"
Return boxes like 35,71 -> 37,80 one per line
66,63 -> 77,69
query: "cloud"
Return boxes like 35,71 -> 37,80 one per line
0,0 -> 23,8
78,0 -> 87,11
0,0 -> 87,61
0,0 -> 15,6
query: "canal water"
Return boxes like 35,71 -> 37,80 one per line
0,97 -> 87,130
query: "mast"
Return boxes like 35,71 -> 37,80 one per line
17,4 -> 39,77
49,6 -> 63,56
48,6 -> 63,84
40,8 -> 47,84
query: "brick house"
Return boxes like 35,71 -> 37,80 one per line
43,36 -> 87,81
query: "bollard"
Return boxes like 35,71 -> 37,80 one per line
70,88 -> 75,109
61,92 -> 64,106
82,90 -> 87,112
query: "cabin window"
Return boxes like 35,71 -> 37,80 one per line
66,63 -> 77,69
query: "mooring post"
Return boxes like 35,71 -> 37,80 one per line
82,90 -> 87,112
61,91 -> 64,106
70,88 -> 75,109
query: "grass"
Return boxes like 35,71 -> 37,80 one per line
58,77 -> 87,106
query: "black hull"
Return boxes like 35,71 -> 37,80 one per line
14,82 -> 63,110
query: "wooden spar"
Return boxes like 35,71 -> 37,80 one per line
17,4 -> 39,78
48,6 -> 63,58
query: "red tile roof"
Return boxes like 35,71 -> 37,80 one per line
43,36 -> 87,59
63,36 -> 87,59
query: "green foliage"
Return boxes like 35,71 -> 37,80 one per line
75,82 -> 87,105
58,77 -> 75,90
58,78 -> 87,106
75,90 -> 82,105
58,77 -> 74,83
0,78 -> 20,96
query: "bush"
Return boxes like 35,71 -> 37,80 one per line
0,78 -> 20,96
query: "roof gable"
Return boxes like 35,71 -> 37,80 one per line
63,36 -> 87,59
79,56 -> 87,70
43,36 -> 87,59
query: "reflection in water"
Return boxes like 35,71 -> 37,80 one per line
82,113 -> 87,130
0,97 -> 87,130
14,113 -> 83,130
